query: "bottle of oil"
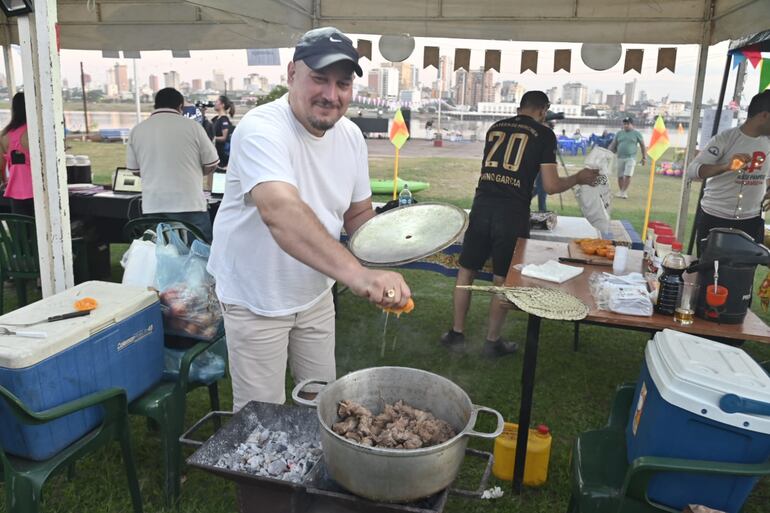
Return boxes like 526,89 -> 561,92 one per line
655,247 -> 687,315
492,423 -> 552,486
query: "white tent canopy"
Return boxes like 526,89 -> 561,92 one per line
0,0 -> 768,50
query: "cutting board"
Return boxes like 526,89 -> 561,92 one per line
568,240 -> 614,265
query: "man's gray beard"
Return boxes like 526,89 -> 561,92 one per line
309,116 -> 336,132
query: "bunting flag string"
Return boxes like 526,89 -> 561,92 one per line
732,52 -> 747,69
484,50 -> 501,72
423,46 -> 439,69
357,40 -> 372,60
554,49 -> 571,72
624,49 -> 643,73
521,50 -> 538,73
656,48 -> 677,73
454,48 -> 471,71
760,58 -> 770,93
741,44 -> 762,68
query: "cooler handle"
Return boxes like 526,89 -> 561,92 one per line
719,394 -> 770,417
290,378 -> 328,408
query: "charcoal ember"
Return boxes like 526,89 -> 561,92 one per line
214,421 -> 321,483
335,399 -> 456,450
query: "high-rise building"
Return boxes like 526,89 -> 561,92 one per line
624,79 -> 637,107
149,74 -> 160,92
212,69 -> 226,92
163,71 -> 180,90
562,82 -> 588,106
546,86 -> 559,104
385,61 -> 417,91
228,77 -> 236,93
501,81 -> 526,103
639,89 -> 648,104
368,68 -> 400,98
438,56 -> 453,93
112,64 -> 129,94
204,80 -> 215,90
453,67 -> 490,109
591,89 -> 604,104
191,79 -> 203,91
606,90 -> 624,108
481,69 -> 498,103
454,69 -> 469,106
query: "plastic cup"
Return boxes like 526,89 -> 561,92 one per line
706,285 -> 729,307
674,282 -> 699,325
613,246 -> 629,275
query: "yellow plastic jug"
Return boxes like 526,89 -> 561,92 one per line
492,422 -> 552,486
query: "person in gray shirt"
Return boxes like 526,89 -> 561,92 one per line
687,90 -> 770,254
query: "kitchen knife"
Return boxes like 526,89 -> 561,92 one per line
559,256 -> 613,267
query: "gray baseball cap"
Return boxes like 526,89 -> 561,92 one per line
293,27 -> 363,77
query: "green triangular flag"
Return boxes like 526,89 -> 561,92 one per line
761,58 -> 770,93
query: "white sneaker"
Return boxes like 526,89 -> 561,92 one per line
615,191 -> 624,198
622,192 -> 629,199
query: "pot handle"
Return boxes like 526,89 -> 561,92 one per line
290,378 -> 328,408
463,405 -> 505,439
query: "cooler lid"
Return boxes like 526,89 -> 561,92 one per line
646,329 -> 770,434
0,281 -> 158,369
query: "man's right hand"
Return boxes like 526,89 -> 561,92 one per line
576,167 -> 601,186
348,269 -> 412,309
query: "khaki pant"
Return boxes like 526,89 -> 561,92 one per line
222,291 -> 336,410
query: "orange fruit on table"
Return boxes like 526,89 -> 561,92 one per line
74,297 -> 98,311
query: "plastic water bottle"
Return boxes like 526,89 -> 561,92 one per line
398,184 -> 413,206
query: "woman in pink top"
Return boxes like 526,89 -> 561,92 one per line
0,92 -> 33,217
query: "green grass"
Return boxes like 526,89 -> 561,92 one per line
2,143 -> 769,512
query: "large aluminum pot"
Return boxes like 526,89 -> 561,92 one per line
291,366 -> 504,502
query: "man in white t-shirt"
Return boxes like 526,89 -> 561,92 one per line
208,27 -> 411,409
126,88 -> 219,241
687,90 -> 770,255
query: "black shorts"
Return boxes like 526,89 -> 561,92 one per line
695,209 -> 764,256
458,201 -> 530,277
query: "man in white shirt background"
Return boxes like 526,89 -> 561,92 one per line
208,27 -> 411,410
687,90 -> 770,255
126,87 -> 220,241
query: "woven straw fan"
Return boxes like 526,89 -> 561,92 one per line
456,286 -> 589,321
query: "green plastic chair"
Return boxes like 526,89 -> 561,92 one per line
128,337 -> 227,508
0,215 -> 41,314
567,384 -> 770,513
123,217 -> 207,245
0,385 -> 143,513
0,214 -> 88,313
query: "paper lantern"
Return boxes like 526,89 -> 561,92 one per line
379,34 -> 415,62
580,43 -> 622,71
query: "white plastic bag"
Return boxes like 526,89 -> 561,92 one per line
121,239 -> 157,288
155,223 -> 223,340
574,147 -> 614,234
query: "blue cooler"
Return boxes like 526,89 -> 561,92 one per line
0,281 -> 163,460
627,329 -> 770,512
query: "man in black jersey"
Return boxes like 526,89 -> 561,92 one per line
440,91 -> 599,357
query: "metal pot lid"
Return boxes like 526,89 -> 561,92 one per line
349,203 -> 468,267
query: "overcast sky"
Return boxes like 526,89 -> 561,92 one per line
4,35 -> 763,105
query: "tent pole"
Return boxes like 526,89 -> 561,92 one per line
3,26 -> 16,97
17,0 -> 74,296
675,30 -> 710,245
133,58 -> 141,125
